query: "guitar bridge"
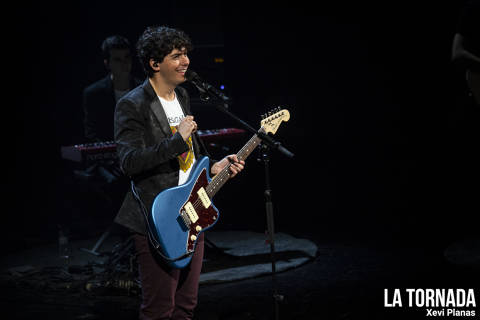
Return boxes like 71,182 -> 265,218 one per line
180,209 -> 191,229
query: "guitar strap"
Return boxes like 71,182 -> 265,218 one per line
130,180 -> 195,262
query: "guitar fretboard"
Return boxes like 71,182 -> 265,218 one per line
206,128 -> 265,198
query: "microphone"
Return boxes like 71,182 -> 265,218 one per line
185,69 -> 230,102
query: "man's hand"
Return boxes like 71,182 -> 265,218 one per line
211,155 -> 245,178
177,115 -> 197,141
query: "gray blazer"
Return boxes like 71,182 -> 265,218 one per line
114,79 -> 209,234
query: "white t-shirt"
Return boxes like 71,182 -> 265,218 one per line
158,95 -> 196,185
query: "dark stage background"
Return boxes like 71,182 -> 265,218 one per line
7,1 -> 476,260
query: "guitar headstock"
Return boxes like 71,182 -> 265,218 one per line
260,107 -> 290,135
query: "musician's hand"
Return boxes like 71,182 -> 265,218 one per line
211,155 -> 245,178
177,116 -> 197,141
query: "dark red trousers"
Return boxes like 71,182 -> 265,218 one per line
134,233 -> 204,320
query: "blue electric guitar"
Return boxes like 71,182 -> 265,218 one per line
148,108 -> 290,268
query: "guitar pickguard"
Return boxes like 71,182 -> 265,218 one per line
182,168 -> 218,251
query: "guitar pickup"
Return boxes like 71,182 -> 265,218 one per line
184,202 -> 199,223
197,187 -> 211,208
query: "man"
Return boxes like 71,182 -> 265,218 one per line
83,35 -> 140,142
83,35 -> 140,143
451,0 -> 480,106
114,26 -> 245,320
80,35 -> 140,214
444,0 -> 480,258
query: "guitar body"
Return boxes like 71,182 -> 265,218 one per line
148,108 -> 290,269
150,156 -> 219,268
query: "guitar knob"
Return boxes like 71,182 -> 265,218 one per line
190,235 -> 197,241
196,225 -> 202,232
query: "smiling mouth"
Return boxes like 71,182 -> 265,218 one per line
177,68 -> 187,74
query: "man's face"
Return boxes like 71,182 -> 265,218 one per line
157,47 -> 189,86
107,48 -> 132,78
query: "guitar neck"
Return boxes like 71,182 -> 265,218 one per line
206,128 -> 265,198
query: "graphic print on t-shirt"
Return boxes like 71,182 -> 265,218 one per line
170,125 -> 194,173
158,95 -> 196,185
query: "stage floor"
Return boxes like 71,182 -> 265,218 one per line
1,228 -> 479,319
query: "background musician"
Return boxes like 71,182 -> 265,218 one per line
448,0 -> 480,240
80,35 -> 141,214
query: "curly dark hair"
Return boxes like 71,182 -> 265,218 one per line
101,35 -> 131,62
136,25 -> 193,77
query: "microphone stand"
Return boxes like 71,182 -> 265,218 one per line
195,86 -> 293,320
258,142 -> 284,320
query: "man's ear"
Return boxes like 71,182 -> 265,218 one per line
150,59 -> 160,71
103,59 -> 110,70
